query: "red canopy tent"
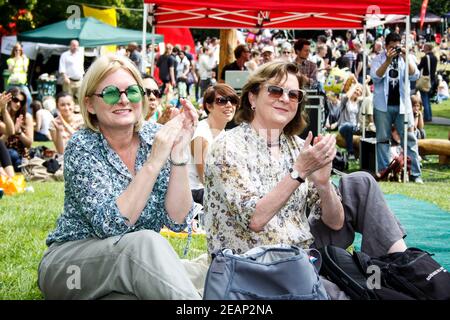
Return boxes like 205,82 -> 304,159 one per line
142,0 -> 413,181
143,0 -> 410,30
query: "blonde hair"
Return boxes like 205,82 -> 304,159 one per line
79,55 -> 148,132
411,94 -> 423,111
10,43 -> 23,57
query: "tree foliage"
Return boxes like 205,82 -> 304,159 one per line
411,0 -> 449,17
0,0 -> 145,35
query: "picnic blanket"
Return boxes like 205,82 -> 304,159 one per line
354,194 -> 450,270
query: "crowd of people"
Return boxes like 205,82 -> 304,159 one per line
1,24 -> 449,300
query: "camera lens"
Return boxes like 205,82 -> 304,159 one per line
388,69 -> 399,78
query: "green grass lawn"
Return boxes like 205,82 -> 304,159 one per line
432,95 -> 450,119
0,181 -> 206,299
1,100 -> 449,300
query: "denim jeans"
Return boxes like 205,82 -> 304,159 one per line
374,106 -> 422,177
338,122 -> 357,154
420,90 -> 432,122
7,148 -> 22,172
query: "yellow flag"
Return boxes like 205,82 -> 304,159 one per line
82,5 -> 117,53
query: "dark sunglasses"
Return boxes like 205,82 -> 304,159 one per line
12,97 -> 24,105
215,96 -> 238,106
145,88 -> 162,98
92,84 -> 144,105
265,85 -> 305,103
282,51 -> 291,54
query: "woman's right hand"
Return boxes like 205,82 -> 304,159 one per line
50,118 -> 64,133
294,131 -> 336,179
0,92 -> 11,111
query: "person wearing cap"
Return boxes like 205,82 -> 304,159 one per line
261,46 -> 275,64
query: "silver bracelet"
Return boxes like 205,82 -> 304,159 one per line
168,153 -> 188,166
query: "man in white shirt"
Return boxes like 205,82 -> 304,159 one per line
59,40 -> 84,103
197,46 -> 216,97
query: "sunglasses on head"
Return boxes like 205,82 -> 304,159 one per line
145,88 -> 162,98
12,97 -> 24,105
265,84 -> 305,103
93,84 -> 144,105
215,96 -> 238,106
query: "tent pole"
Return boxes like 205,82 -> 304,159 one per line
362,26 -> 367,139
148,4 -> 156,77
142,3 -> 148,75
151,25 -> 156,77
404,15 -> 410,183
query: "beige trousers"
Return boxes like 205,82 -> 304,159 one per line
62,80 -> 81,102
38,230 -> 208,300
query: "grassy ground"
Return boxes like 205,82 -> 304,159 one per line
1,100 -> 449,300
432,98 -> 450,119
0,181 -> 206,299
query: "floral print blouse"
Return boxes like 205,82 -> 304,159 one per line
46,121 -> 193,246
204,122 -> 331,255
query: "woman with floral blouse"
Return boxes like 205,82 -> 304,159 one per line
203,62 -> 408,298
38,55 -> 203,300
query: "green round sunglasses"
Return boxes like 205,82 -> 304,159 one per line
92,84 -> 145,105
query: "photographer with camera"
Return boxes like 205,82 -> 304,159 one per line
371,32 -> 423,183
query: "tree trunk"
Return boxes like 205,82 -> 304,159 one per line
218,29 -> 237,82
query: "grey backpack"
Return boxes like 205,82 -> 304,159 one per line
203,244 -> 329,300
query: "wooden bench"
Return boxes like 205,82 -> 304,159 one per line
336,133 -> 450,165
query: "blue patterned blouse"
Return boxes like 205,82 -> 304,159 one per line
46,121 -> 192,246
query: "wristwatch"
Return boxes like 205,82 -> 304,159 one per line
289,168 -> 305,184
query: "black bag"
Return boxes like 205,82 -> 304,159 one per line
320,246 -> 450,300
319,246 -> 413,300
319,245 -> 377,300
371,248 -> 450,300
332,151 -> 348,172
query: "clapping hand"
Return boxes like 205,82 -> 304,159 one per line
148,98 -> 198,166
171,98 -> 199,158
0,92 -> 12,111
308,134 -> 336,187
14,114 -> 24,134
157,105 -> 180,125
294,132 -> 336,186
50,118 -> 64,133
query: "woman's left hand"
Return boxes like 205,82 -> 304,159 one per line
308,135 -> 336,188
171,98 -> 199,159
14,114 -> 24,134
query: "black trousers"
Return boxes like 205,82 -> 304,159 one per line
0,140 -> 12,168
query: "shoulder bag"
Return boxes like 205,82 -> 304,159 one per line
203,244 -> 329,300
416,55 -> 431,92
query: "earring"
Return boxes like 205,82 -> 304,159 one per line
251,105 -> 255,111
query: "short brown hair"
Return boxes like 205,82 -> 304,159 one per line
234,44 -> 250,59
203,83 -> 240,115
235,61 -> 307,136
